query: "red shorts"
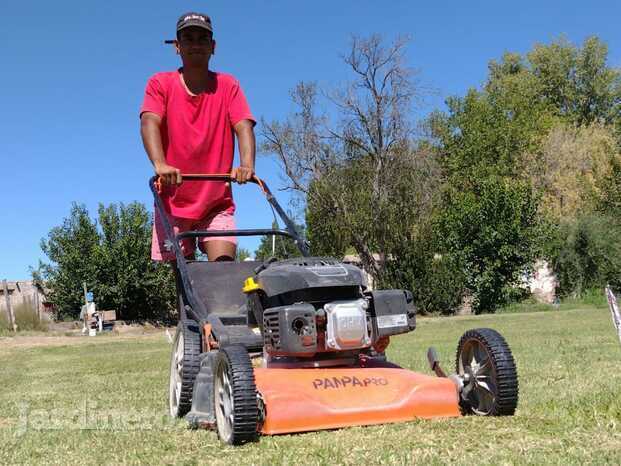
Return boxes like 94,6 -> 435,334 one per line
151,206 -> 237,261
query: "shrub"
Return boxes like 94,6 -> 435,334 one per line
436,178 -> 543,313
383,223 -> 466,315
35,202 -> 175,321
549,213 -> 621,297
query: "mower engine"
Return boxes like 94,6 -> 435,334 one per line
245,258 -> 416,362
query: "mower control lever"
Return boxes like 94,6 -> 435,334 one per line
254,257 -> 278,275
427,347 -> 447,378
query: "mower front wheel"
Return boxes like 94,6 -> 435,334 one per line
456,328 -> 518,416
213,345 -> 259,445
169,320 -> 202,418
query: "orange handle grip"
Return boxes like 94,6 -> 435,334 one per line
155,173 -> 268,195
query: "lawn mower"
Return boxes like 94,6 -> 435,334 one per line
149,174 -> 519,445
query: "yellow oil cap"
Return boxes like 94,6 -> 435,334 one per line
242,277 -> 260,293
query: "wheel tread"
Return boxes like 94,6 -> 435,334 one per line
456,327 -> 519,416
170,319 -> 202,417
215,345 -> 258,445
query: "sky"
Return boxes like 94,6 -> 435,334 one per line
2,1 -> 620,280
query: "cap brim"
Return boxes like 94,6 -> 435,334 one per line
177,20 -> 212,33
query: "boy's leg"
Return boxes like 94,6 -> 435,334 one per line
196,207 -> 237,261
203,240 -> 236,261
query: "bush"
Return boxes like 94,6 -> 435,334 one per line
383,223 -> 466,315
549,213 -> 621,297
436,178 -> 543,313
409,253 -> 466,315
35,202 -> 175,321
560,287 -> 609,308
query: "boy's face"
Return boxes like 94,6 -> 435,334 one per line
175,27 -> 216,67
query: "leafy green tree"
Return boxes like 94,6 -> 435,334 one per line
235,247 -> 251,262
305,181 -> 349,259
431,69 -> 553,183
436,178 -> 542,313
35,202 -> 175,320
433,36 -> 621,184
549,214 -> 621,296
430,35 -> 621,311
597,154 -> 621,217
496,36 -> 621,127
382,220 -> 466,315
34,203 -> 100,318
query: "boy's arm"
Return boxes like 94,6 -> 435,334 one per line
231,119 -> 256,184
140,112 -> 182,185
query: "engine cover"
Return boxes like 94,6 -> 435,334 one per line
324,299 -> 371,350
256,257 -> 367,298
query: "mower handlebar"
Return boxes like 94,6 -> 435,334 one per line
148,173 -> 310,257
153,173 -> 269,195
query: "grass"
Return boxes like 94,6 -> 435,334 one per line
498,294 -> 609,314
0,302 -> 48,335
1,306 -> 620,465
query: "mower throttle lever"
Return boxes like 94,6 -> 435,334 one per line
254,256 -> 278,275
427,347 -> 447,378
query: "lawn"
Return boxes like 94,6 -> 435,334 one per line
1,305 -> 620,465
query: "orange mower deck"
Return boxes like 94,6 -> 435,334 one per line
254,367 -> 461,435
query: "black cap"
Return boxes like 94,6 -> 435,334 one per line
176,12 -> 213,34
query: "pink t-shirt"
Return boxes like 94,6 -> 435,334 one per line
141,70 -> 255,219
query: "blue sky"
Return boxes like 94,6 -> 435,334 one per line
2,1 -> 620,280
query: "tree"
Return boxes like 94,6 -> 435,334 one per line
235,247 -> 251,262
262,35 -> 440,284
430,35 -> 621,310
34,203 -> 100,318
35,202 -> 175,320
549,214 -> 621,297
433,36 -> 621,185
496,36 -> 621,127
382,219 -> 466,315
431,60 -> 553,183
436,178 -> 542,313
523,121 -> 621,220
597,154 -> 621,217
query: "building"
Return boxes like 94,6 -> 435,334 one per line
0,280 -> 49,315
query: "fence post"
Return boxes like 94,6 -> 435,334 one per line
34,290 -> 41,322
3,279 -> 17,332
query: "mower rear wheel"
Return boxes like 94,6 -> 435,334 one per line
213,345 -> 258,445
169,319 -> 202,418
456,328 -> 518,416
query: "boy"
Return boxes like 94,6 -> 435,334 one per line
140,12 -> 256,262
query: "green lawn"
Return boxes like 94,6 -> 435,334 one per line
1,306 -> 620,465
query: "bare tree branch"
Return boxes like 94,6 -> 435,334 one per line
258,35 -> 435,281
